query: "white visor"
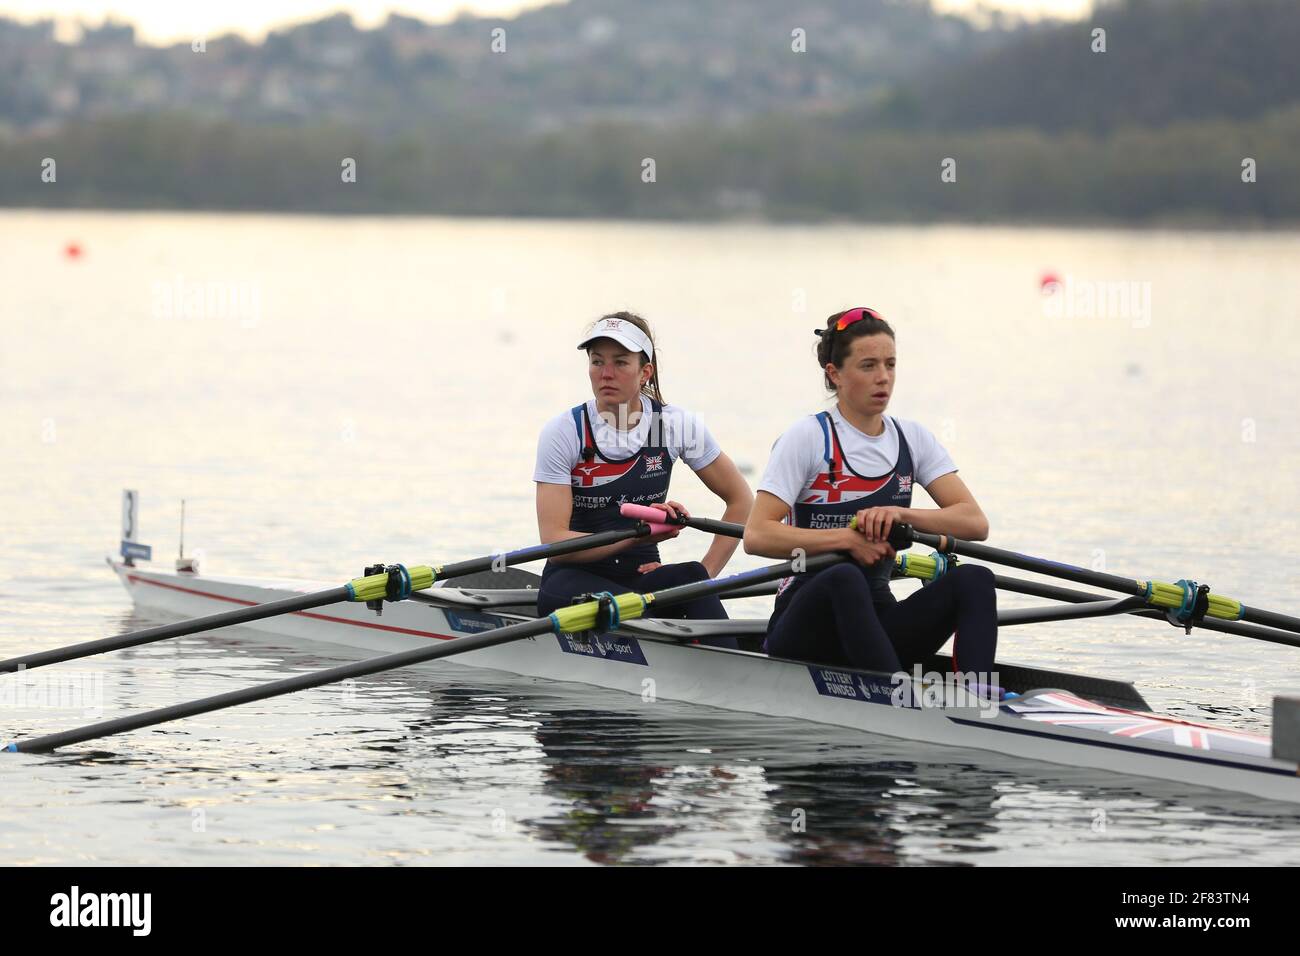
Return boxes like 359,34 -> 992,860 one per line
577,317 -> 653,362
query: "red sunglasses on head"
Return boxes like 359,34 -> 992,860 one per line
815,307 -> 885,337
834,306 -> 884,330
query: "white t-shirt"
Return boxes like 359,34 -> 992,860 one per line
534,396 -> 722,484
757,408 -> 956,507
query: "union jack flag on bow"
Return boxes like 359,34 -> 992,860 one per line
1004,691 -> 1271,758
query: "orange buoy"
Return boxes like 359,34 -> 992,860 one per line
64,242 -> 83,259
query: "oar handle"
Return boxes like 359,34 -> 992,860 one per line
619,503 -> 741,538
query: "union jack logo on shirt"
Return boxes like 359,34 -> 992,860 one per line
897,474 -> 913,494
643,453 -> 664,473
571,456 -> 642,488
800,472 -> 892,505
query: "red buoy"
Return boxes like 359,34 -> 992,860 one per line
64,242 -> 83,260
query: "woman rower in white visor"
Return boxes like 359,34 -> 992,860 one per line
533,312 -> 753,645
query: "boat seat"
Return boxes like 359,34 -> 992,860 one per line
417,588 -> 540,608
618,618 -> 769,640
618,618 -> 768,654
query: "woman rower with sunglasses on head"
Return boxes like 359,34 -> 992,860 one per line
534,312 -> 753,645
743,307 -> 998,675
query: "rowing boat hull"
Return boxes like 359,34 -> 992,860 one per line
108,559 -> 1300,805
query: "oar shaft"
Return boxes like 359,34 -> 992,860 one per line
627,507 -> 1300,639
1241,604 -> 1300,635
915,532 -> 1143,595
0,586 -> 353,675
433,525 -> 648,578
998,596 -> 1148,626
8,613 -> 556,754
993,574 -> 1300,650
679,515 -> 743,537
1,525 -> 654,677
6,552 -> 847,754
914,531 -> 1300,636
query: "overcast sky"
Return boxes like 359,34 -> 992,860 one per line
0,0 -> 1096,45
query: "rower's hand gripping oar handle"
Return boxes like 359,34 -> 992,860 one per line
617,503 -> 691,537
847,515 -> 916,552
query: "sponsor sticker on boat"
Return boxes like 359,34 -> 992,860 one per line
555,631 -> 649,665
808,667 -> 896,705
445,610 -> 510,634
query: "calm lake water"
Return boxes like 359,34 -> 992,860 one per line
2,209 -> 1300,865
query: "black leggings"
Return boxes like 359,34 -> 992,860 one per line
764,563 -> 998,674
538,560 -> 735,649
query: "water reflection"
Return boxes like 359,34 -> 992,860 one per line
391,666 -> 1300,865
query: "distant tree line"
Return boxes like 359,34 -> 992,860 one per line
2,106 -> 1294,223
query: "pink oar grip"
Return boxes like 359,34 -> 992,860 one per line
620,503 -> 675,523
